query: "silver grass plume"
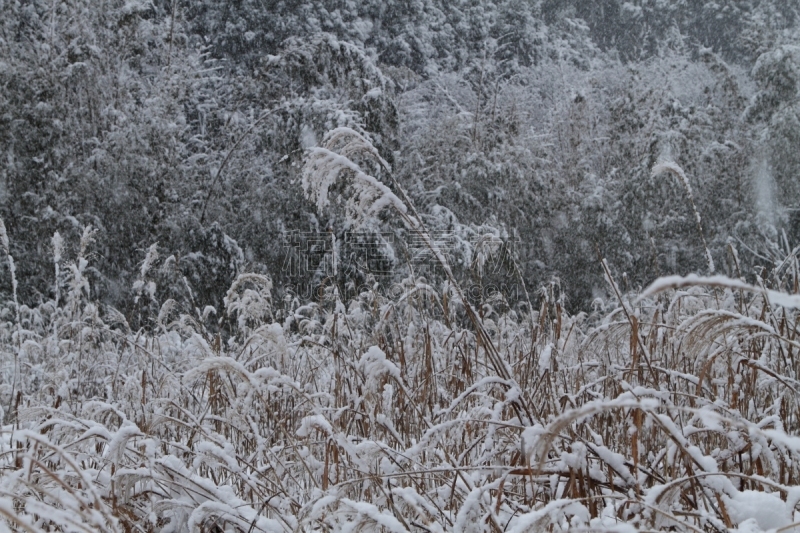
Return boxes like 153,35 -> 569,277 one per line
302,127 -> 407,224
652,161 -> 715,273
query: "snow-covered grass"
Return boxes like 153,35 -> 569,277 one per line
2,138 -> 800,531
4,235 -> 800,532
2,236 -> 800,532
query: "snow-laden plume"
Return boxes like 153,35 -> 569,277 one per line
132,243 -> 159,304
302,127 -> 406,222
140,242 -> 159,278
652,161 -> 715,273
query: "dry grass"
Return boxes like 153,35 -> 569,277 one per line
0,234 -> 799,532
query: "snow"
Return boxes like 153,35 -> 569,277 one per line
640,274 -> 800,311
359,345 -> 401,388
723,490 -> 792,531
508,499 -> 590,532
539,343 -> 552,374
340,499 -> 409,533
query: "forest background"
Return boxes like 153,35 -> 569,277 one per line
2,0 -> 800,316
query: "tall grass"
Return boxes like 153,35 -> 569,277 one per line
1,143 -> 800,530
